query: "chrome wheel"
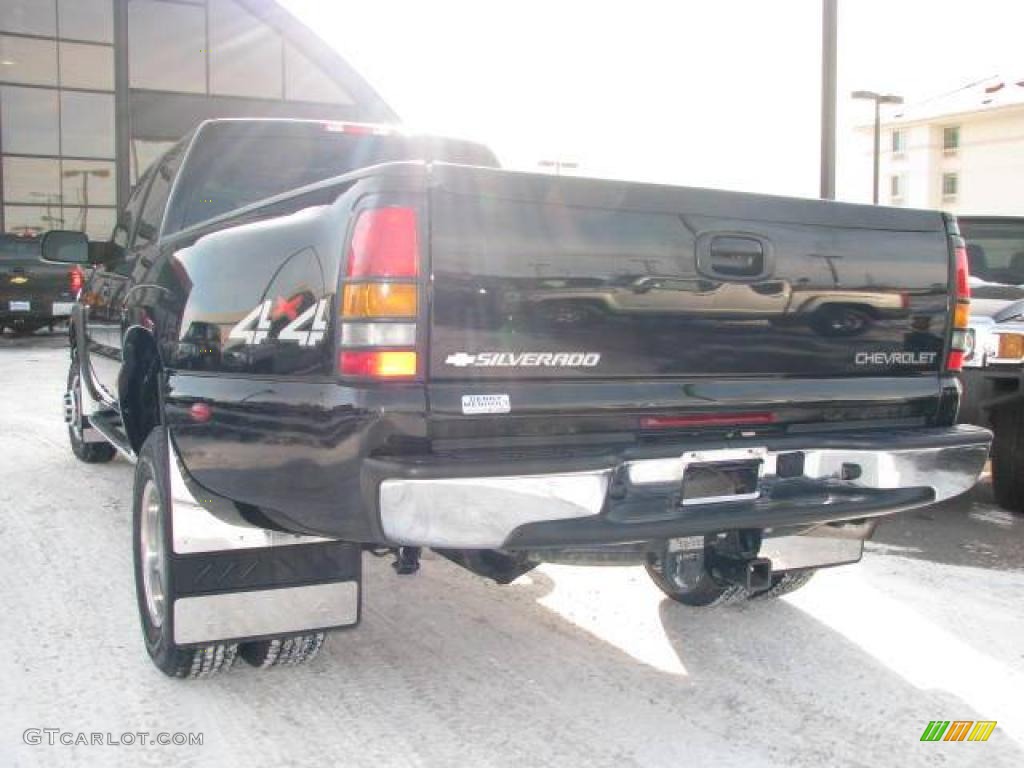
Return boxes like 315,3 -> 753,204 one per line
139,480 -> 168,627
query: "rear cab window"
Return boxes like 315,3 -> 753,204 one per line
0,235 -> 41,261
162,121 -> 498,236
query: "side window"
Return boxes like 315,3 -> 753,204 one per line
111,169 -> 154,250
134,143 -> 185,247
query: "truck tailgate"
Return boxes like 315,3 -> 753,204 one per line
428,166 -> 950,382
0,235 -> 75,315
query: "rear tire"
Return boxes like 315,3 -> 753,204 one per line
9,319 -> 45,336
645,552 -> 749,607
67,354 -> 116,463
239,633 -> 326,668
991,402 -> 1024,513
748,569 -> 816,599
133,429 -> 237,678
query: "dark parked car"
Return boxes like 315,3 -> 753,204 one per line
47,118 -> 990,679
0,234 -> 83,335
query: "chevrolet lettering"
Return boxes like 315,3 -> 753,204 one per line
855,351 -> 938,366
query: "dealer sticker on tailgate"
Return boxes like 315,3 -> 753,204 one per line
461,394 -> 511,415
9,301 -> 30,312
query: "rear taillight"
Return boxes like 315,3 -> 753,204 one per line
339,350 -> 418,377
337,206 -> 420,379
947,238 -> 970,372
69,266 -> 84,295
346,208 -> 418,278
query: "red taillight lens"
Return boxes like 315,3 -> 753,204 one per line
189,402 -> 213,423
946,349 -> 965,371
347,207 -> 419,278
338,350 -> 417,378
640,412 -> 775,429
69,266 -> 84,294
947,240 -> 971,373
954,244 -> 970,299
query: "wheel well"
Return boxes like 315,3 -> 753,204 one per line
120,328 -> 163,453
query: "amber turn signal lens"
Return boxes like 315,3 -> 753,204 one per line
953,301 -> 970,329
342,283 -> 417,318
997,333 -> 1024,361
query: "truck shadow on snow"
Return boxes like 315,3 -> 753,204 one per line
871,478 -> 1024,572
173,552 -> 1021,765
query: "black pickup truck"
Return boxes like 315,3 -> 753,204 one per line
45,118 -> 990,678
0,234 -> 82,335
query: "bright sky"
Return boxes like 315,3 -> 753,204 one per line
280,0 -> 1024,202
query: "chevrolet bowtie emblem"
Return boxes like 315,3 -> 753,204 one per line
445,353 -> 477,367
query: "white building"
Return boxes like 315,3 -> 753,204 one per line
863,77 -> 1024,215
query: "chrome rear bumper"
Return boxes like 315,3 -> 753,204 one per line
381,472 -> 610,549
378,427 -> 991,549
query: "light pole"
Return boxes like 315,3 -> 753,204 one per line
63,168 -> 111,232
30,192 -> 64,230
820,0 -> 838,199
851,90 -> 904,204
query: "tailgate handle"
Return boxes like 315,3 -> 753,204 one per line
698,234 -> 772,281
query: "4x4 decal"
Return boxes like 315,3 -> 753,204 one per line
229,296 -> 331,347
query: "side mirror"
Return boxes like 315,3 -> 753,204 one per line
41,230 -> 90,264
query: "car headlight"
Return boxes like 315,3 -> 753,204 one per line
996,332 -> 1024,361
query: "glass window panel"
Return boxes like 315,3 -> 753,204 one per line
60,90 -> 114,157
136,144 -> 183,244
0,1 -> 56,37
115,164 -> 155,246
2,156 -> 61,204
132,138 -> 176,184
0,86 -> 59,155
61,159 -> 115,206
59,42 -> 113,90
942,173 -> 959,197
209,0 -> 282,99
128,0 -> 205,93
0,35 -> 58,86
58,0 -> 113,43
4,205 -> 62,236
284,43 -> 354,105
943,126 -> 960,151
62,206 -> 116,239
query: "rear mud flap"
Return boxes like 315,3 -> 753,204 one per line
170,541 -> 361,646
168,437 -> 360,646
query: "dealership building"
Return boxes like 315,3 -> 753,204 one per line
0,0 -> 395,238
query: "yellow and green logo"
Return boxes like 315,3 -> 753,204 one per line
920,721 -> 997,742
